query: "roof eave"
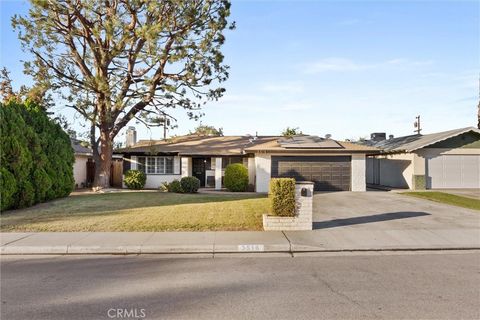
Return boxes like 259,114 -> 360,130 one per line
245,148 -> 378,154
405,127 -> 480,152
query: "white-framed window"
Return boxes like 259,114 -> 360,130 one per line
138,156 -> 174,174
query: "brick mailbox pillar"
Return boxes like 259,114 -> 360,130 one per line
263,181 -> 314,231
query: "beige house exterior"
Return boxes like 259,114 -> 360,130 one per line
71,139 -> 93,189
367,127 -> 480,190
117,132 -> 378,192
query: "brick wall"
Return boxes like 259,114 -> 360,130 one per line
263,182 -> 313,231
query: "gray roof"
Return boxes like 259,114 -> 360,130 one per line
278,135 -> 343,149
372,127 -> 480,152
71,139 -> 122,158
71,139 -> 92,155
115,135 -> 280,156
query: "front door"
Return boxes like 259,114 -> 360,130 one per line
192,158 -> 207,187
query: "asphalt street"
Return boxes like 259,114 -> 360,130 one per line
1,251 -> 479,320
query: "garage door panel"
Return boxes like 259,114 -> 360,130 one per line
427,155 -> 480,189
271,156 -> 351,191
461,156 -> 480,188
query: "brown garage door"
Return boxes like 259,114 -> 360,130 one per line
271,156 -> 351,191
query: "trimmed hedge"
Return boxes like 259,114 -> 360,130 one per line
167,179 -> 183,193
124,170 -> 146,189
269,178 -> 296,217
0,100 -> 74,211
180,176 -> 200,193
224,163 -> 248,192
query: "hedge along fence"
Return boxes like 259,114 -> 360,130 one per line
0,100 -> 74,211
269,178 -> 296,217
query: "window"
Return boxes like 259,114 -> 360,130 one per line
137,156 -> 174,174
222,156 -> 243,169
147,157 -> 156,174
138,157 -> 146,173
165,157 -> 174,173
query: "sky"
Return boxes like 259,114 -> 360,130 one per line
1,0 -> 479,142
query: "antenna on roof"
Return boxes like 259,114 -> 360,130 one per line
414,115 -> 422,134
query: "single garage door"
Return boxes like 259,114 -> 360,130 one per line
427,155 -> 480,189
271,156 -> 351,191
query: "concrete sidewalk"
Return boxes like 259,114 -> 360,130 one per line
1,228 -> 479,255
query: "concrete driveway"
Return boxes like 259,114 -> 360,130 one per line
283,191 -> 479,251
312,191 -> 478,231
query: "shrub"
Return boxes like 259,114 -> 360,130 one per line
158,182 -> 168,192
180,176 -> 200,193
124,170 -> 146,189
269,178 -> 296,217
0,168 -> 17,211
167,179 -> 183,193
0,100 -> 74,211
224,163 -> 248,192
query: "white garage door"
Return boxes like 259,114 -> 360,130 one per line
427,155 -> 480,189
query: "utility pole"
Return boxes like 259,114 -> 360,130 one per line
414,115 -> 422,134
160,112 -> 176,140
163,114 -> 168,140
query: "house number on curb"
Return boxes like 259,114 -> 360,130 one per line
237,244 -> 265,252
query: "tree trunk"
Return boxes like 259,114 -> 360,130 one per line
93,129 -> 112,189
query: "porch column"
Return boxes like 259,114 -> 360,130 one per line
214,157 -> 222,190
181,157 -> 192,177
247,157 -> 255,187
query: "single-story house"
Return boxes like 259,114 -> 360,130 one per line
71,139 -> 123,188
72,139 -> 94,188
366,127 -> 480,190
115,129 -> 378,192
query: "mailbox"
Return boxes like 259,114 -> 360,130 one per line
301,187 -> 308,197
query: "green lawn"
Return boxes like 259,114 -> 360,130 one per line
403,192 -> 480,211
0,192 -> 270,232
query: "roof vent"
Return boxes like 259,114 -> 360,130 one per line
389,134 -> 394,140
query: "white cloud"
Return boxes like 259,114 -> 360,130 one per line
386,58 -> 434,66
280,102 -> 313,111
304,57 -> 435,74
261,82 -> 305,94
305,58 -> 370,73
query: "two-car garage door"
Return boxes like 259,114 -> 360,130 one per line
427,155 -> 480,189
271,156 -> 351,191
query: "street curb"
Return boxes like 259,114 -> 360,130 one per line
1,246 -> 479,255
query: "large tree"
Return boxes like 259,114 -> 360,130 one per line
190,123 -> 223,136
281,127 -> 302,137
13,0 -> 233,188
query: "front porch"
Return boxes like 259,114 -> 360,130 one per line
182,156 -> 255,190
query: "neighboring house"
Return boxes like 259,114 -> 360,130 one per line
366,127 -> 480,190
115,128 -> 378,192
71,139 -> 123,189
71,139 -> 93,188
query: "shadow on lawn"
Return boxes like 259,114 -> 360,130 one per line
313,211 -> 430,229
1,192 -> 268,217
